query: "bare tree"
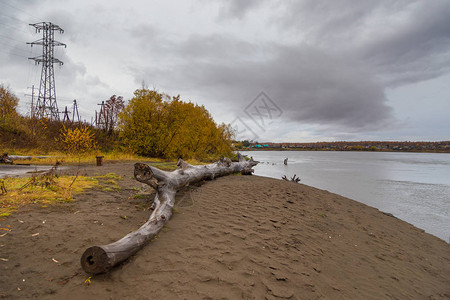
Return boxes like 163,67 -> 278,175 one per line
96,95 -> 125,133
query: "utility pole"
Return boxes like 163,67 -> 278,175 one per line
27,22 -> 66,121
24,85 -> 37,117
95,101 -> 107,129
72,99 -> 80,123
62,106 -> 70,122
24,85 -> 39,136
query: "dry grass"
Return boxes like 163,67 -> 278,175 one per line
0,175 -> 100,217
0,152 -> 209,217
5,151 -> 163,166
2,148 -> 212,170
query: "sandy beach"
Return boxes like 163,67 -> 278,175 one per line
0,162 -> 449,299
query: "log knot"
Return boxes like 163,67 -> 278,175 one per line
219,156 -> 232,167
177,158 -> 193,170
134,163 -> 159,189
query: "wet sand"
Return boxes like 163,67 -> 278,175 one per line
0,162 -> 449,299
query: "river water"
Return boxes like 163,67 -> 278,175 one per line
0,165 -> 57,178
242,151 -> 450,242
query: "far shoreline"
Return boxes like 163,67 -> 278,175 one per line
239,148 -> 450,154
236,140 -> 450,153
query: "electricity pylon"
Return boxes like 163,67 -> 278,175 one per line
72,99 -> 80,123
27,22 -> 66,121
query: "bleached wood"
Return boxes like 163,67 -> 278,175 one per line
80,154 -> 258,274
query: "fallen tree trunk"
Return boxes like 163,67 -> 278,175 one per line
80,154 -> 258,274
0,153 -> 13,164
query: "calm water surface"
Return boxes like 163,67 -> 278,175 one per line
0,165 -> 55,178
242,151 -> 450,242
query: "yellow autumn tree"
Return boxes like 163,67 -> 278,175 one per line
58,125 -> 97,156
118,89 -> 233,160
0,84 -> 20,130
0,85 -> 19,118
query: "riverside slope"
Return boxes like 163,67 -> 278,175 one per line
0,162 -> 448,299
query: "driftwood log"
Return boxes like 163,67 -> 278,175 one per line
0,153 -> 13,164
80,154 -> 258,274
282,174 -> 301,183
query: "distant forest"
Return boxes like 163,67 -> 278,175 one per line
235,141 -> 450,153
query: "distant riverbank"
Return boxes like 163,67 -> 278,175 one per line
241,148 -> 450,153
237,141 -> 450,153
238,148 -> 450,153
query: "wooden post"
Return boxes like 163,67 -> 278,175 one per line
96,156 -> 104,166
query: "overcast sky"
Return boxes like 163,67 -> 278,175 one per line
1,0 -> 449,142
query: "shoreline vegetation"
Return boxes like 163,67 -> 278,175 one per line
1,87 -> 234,162
235,141 -> 450,153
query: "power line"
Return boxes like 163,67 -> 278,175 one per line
0,20 -> 31,34
0,39 -> 29,51
0,12 -> 28,24
0,33 -> 26,43
0,1 -> 41,22
0,47 -> 28,58
0,37 -> 31,56
0,43 -> 33,58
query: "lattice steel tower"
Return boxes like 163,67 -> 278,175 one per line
27,22 -> 66,120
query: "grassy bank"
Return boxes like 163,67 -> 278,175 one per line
0,152 -> 209,216
0,175 -> 98,217
2,149 -> 214,168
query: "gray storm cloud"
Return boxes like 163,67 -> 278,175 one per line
131,0 -> 449,133
252,0 -> 450,87
1,0 -> 449,140
136,36 -> 394,131
217,0 -> 450,88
